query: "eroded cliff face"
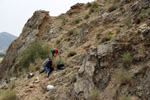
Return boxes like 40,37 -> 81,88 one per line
0,10 -> 50,79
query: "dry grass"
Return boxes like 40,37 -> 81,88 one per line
53,56 -> 67,69
90,87 -> 99,100
0,89 -> 17,100
118,94 -> 132,100
29,58 -> 43,72
122,53 -> 132,64
116,68 -> 134,85
8,81 -> 16,90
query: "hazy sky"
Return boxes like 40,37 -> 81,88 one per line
0,0 -> 94,37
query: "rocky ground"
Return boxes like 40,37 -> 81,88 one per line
0,0 -> 150,100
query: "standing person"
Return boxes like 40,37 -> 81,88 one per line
40,57 -> 54,78
51,48 -> 60,58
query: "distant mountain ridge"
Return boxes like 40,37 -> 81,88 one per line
0,32 -> 17,53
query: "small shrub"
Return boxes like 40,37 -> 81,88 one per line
74,18 -> 82,24
120,6 -> 124,10
91,1 -> 98,8
89,8 -> 95,14
84,14 -> 90,19
107,5 -> 118,12
116,68 -> 134,85
8,81 -> 16,90
138,8 -> 150,20
19,41 -> 50,68
116,27 -> 121,34
70,74 -> 77,83
90,87 -> 99,100
87,2 -> 92,7
124,14 -> 132,27
118,94 -> 132,100
101,34 -> 111,42
67,51 -> 77,57
56,39 -> 61,44
68,29 -> 75,36
122,53 -> 132,64
0,89 -> 17,100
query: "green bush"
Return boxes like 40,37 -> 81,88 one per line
74,18 -> 82,24
87,2 -> 92,7
0,89 -> 17,100
19,41 -> 50,68
122,53 -> 132,64
91,1 -> 98,8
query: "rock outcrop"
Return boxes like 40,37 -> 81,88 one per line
0,10 -> 50,79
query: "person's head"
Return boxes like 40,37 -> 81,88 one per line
54,49 -> 58,54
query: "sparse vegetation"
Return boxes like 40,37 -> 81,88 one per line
116,68 -> 134,84
107,5 -> 118,12
9,81 -> 16,90
53,56 -> 67,69
138,8 -> 150,20
70,74 -> 77,83
68,29 -> 75,36
56,39 -> 61,44
91,1 -> 98,8
122,53 -> 132,64
0,89 -> 17,100
90,87 -> 99,100
124,14 -> 132,27
19,41 -> 50,68
87,2 -> 92,7
74,18 -> 82,24
84,14 -> 90,19
101,34 -> 111,42
116,27 -> 121,34
29,58 -> 43,72
118,94 -> 132,100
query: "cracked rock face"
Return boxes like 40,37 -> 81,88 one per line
73,44 -> 112,100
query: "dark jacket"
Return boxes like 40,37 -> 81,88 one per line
45,60 -> 53,70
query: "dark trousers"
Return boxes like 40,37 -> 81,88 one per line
40,65 -> 46,73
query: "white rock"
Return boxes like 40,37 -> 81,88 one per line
47,85 -> 54,90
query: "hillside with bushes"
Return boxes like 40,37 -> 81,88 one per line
0,0 -> 150,100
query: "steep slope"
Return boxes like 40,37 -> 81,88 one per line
0,0 -> 150,100
0,32 -> 17,52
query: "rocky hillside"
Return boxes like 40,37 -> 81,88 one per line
0,32 -> 17,53
0,0 -> 150,100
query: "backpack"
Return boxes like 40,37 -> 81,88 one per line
57,63 -> 66,70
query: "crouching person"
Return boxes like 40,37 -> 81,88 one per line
40,57 -> 54,78
45,59 -> 54,78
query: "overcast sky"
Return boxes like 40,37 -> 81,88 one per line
0,0 -> 94,37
